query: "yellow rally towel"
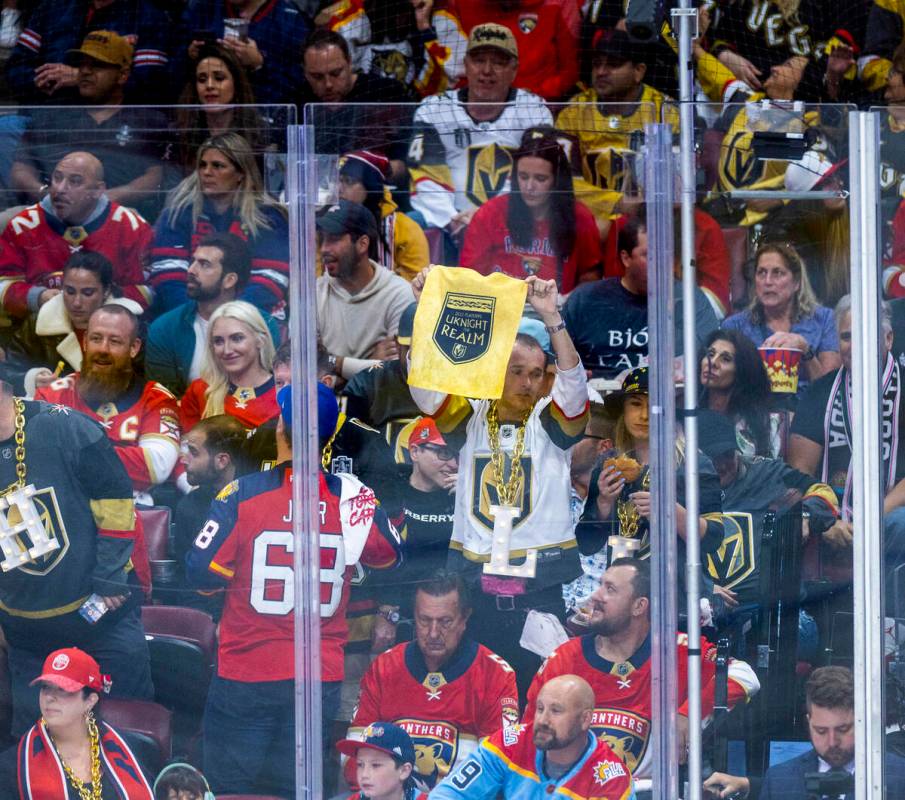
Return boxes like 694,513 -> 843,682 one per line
408,266 -> 528,399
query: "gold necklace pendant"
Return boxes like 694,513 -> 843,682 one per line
486,401 -> 531,507
43,716 -> 103,800
615,465 -> 651,539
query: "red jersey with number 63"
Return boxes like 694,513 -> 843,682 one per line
186,465 -> 401,682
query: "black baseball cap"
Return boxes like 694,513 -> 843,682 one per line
316,200 -> 379,240
697,410 -> 739,460
593,29 -> 640,64
603,365 -> 649,419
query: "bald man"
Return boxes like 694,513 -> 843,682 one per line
431,673 -> 636,799
0,151 -> 152,318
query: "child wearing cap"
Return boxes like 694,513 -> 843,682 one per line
337,722 -> 427,800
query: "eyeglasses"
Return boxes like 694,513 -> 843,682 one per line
418,443 -> 457,462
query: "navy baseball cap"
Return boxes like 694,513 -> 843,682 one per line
593,29 -> 639,63
336,722 -> 416,765
316,200 -> 378,240
277,384 -> 339,443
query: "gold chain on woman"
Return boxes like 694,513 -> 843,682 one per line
13,397 -> 26,488
486,401 -> 532,507
43,713 -> 103,800
616,466 -> 651,539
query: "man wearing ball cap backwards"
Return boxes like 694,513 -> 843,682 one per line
187,384 -> 401,797
337,721 -> 428,800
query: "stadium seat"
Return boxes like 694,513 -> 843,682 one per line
141,605 -> 217,711
138,505 -> 171,562
722,226 -> 749,310
100,697 -> 172,777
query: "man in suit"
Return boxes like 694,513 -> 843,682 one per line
705,665 -> 905,799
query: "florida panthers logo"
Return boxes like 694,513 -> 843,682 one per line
395,719 -> 459,788
591,708 -> 649,773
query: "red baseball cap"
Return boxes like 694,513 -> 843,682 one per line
410,417 -> 447,447
30,648 -> 109,693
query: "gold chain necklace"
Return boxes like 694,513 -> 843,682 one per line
486,401 -> 532,507
13,397 -> 26,488
616,465 -> 651,539
42,714 -> 103,800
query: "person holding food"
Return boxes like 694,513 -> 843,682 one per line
574,366 -> 725,615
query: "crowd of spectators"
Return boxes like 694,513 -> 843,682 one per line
0,0 -> 901,799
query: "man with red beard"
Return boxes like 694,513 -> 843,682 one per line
36,304 -> 181,505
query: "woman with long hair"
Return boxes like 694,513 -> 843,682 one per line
699,328 -> 776,457
150,132 -> 288,315
460,127 -> 602,292
576,366 -> 723,607
179,300 -> 277,432
722,242 -> 840,395
0,648 -> 153,798
337,149 -> 428,282
174,43 -> 265,170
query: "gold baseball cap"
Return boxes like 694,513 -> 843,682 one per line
467,23 -> 518,60
67,30 -> 134,69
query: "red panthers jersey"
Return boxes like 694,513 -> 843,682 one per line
37,376 -> 181,491
346,639 -> 519,789
523,633 -> 760,780
187,466 -> 401,682
0,200 -> 152,318
179,377 -> 279,432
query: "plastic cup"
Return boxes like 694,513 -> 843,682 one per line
758,346 -> 803,393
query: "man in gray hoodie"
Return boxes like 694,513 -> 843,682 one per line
317,200 -> 415,380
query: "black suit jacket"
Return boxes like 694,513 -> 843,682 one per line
759,748 -> 905,799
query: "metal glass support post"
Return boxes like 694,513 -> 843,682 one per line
645,123 -> 679,800
288,123 -> 324,798
849,110 -> 885,799
671,3 -> 703,798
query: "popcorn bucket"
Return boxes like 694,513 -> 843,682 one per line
758,346 -> 803,394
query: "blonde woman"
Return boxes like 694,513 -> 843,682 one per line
722,242 -> 841,396
179,300 -> 277,432
150,132 -> 289,315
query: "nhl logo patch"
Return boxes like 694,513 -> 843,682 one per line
518,14 -> 537,33
432,292 -> 495,365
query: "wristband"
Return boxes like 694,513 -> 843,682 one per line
545,320 -> 567,335
801,347 -> 815,362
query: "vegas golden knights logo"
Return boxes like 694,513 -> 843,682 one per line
465,143 -> 515,207
433,292 -> 495,364
0,485 -> 68,575
706,512 -> 755,590
719,131 -> 757,189
472,455 -> 533,530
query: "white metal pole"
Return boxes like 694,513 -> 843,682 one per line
646,121 -> 679,800
849,109 -> 885,800
289,121 -> 324,799
671,2 -> 703,797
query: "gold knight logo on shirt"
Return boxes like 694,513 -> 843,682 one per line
0,485 -> 69,575
706,512 -> 755,589
465,143 -> 515,207
471,455 -> 533,531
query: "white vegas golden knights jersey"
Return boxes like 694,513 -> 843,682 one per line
411,363 -> 588,589
407,88 -> 553,229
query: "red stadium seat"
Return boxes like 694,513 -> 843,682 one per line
140,605 -> 217,711
137,505 -> 171,562
424,226 -> 446,264
100,697 -> 172,776
722,226 -> 749,310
